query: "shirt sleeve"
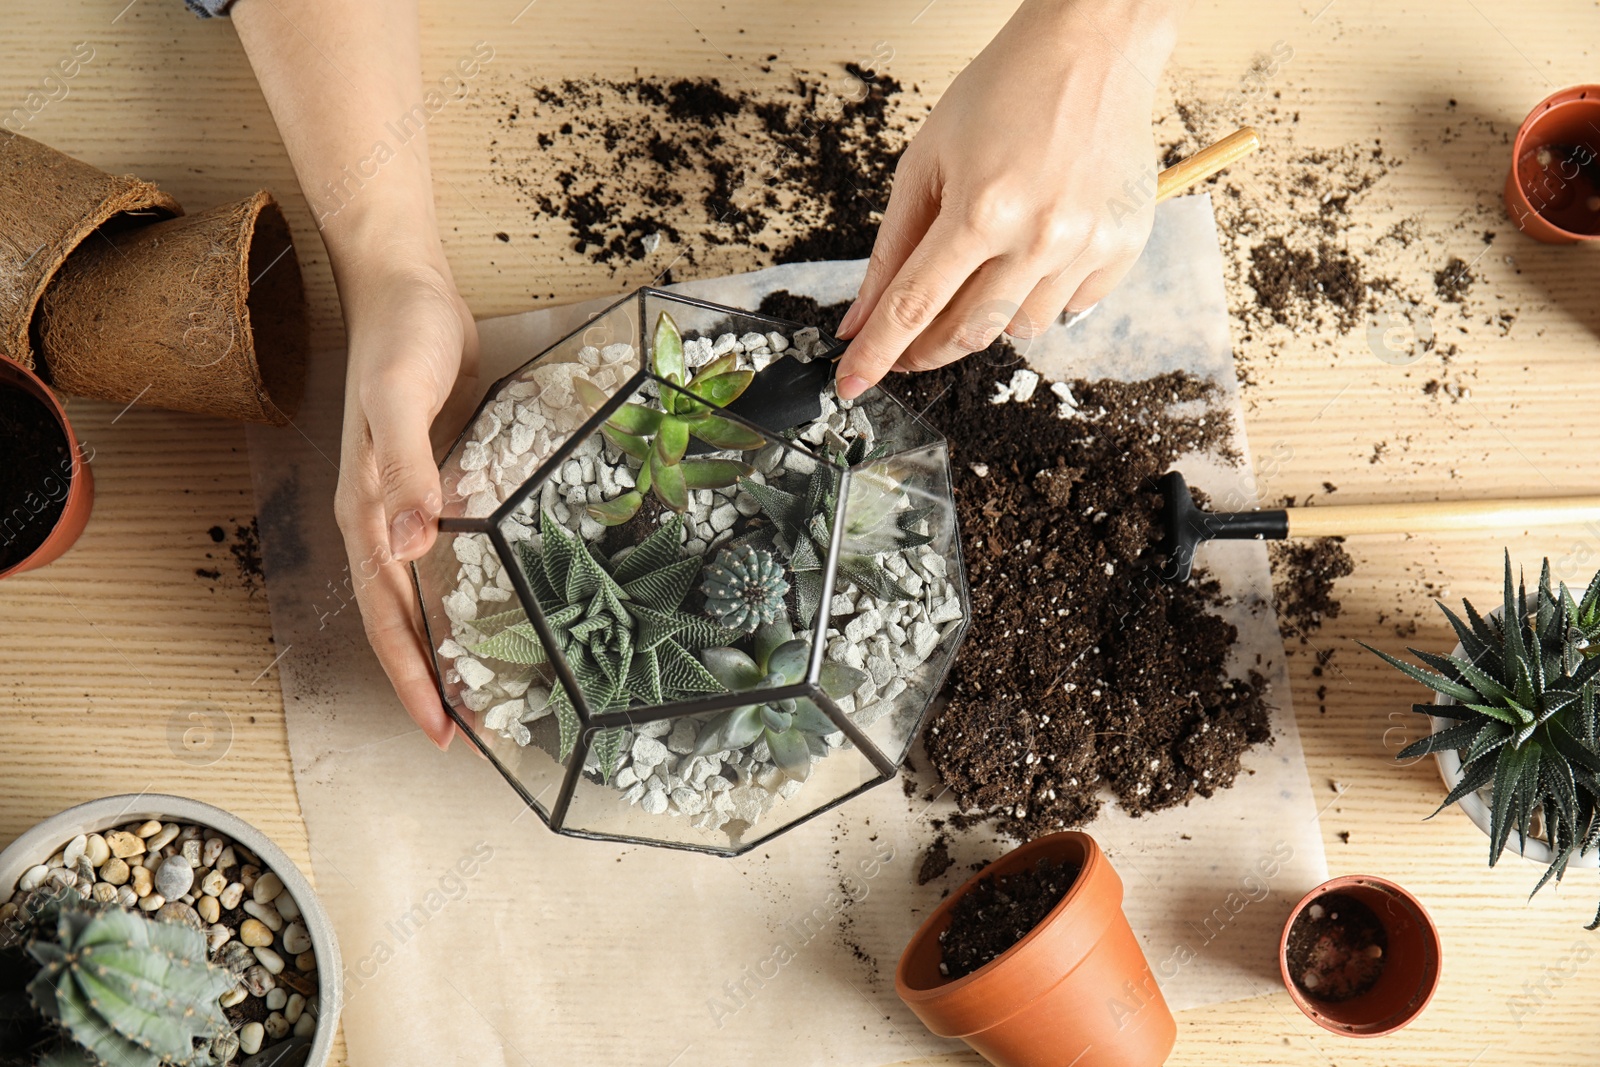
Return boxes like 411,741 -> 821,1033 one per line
184,0 -> 235,16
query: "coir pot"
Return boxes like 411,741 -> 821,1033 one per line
1278,874 -> 1441,1037
896,830 -> 1175,1067
0,352 -> 93,579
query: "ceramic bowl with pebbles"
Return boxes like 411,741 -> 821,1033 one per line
414,288 -> 971,855
0,793 -> 342,1067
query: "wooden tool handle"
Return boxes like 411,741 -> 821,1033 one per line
1156,127 -> 1262,203
1286,497 -> 1600,538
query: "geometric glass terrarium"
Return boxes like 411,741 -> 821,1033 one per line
413,287 -> 969,855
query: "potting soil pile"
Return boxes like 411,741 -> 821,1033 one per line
245,196 -> 1326,1066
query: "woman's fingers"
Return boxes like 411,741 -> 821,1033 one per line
892,256 -> 1044,372
358,553 -> 457,750
837,153 -> 939,340
834,215 -> 990,399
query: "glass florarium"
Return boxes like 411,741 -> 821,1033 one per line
413,288 -> 969,854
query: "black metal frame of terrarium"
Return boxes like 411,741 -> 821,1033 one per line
413,287 -> 970,855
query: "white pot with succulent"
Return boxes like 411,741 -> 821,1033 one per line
0,793 -> 342,1065
1365,555 -> 1600,900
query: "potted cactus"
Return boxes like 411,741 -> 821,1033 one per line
0,795 -> 342,1065
1365,554 -> 1600,924
414,287 -> 969,854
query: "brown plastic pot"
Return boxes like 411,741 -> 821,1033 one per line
0,352 -> 93,579
896,831 -> 1176,1067
1503,84 -> 1600,243
1278,875 -> 1441,1037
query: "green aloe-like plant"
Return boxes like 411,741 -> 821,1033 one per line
467,512 -> 738,779
575,311 -> 765,525
1,889 -> 234,1067
692,617 -> 868,783
1365,553 -> 1600,926
739,435 -> 933,626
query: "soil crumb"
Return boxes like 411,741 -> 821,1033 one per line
1284,893 -> 1388,1002
918,837 -> 954,885
939,857 -> 1078,980
1433,256 -> 1474,303
1268,538 -> 1355,640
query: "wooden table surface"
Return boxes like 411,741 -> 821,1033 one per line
4,1 -> 1599,1064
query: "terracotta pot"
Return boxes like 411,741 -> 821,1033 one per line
896,831 -> 1176,1067
1503,84 -> 1600,243
1278,875 -> 1441,1037
0,352 -> 93,579
0,793 -> 342,1067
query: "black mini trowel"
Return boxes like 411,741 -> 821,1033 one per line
686,339 -> 847,454
1158,470 -> 1600,582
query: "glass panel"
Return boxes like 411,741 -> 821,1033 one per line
559,702 -> 888,852
440,295 -> 643,521
414,529 -> 568,819
640,289 -> 835,375
823,441 -> 967,766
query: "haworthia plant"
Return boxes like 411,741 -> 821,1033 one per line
692,617 -> 868,783
737,434 -> 933,626
575,311 -> 764,525
1365,552 -> 1600,926
15,892 -> 234,1067
467,513 -> 738,779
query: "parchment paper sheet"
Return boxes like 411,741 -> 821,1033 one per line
246,194 -> 1327,1067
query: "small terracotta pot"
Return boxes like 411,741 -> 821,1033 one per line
1503,84 -> 1600,243
896,831 -> 1176,1067
1278,875 -> 1441,1037
0,352 -> 93,579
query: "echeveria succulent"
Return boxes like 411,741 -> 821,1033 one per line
693,618 -> 867,782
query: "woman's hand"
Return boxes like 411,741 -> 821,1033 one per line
834,0 -> 1184,398
234,0 -> 480,745
334,259 -> 478,749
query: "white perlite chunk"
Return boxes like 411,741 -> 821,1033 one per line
991,368 -> 1040,404
456,658 -> 495,691
1051,380 -> 1080,418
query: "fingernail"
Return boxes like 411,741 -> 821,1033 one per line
836,299 -> 863,337
389,509 -> 427,561
836,374 -> 871,401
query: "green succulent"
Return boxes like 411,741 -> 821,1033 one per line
467,512 -> 738,779
2,889 -> 233,1067
701,546 -> 789,634
1365,553 -> 1600,926
692,617 -> 868,783
575,311 -> 766,525
739,435 -> 933,626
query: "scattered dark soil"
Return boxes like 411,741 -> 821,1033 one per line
1284,893 -> 1388,1002
890,335 -> 1273,838
917,837 -> 954,885
1432,256 -> 1474,303
939,857 -> 1078,980
0,381 -> 72,572
1247,236 -> 1368,331
1269,538 -> 1355,641
195,520 -> 265,594
482,67 -> 910,278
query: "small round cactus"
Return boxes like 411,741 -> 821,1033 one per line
701,545 -> 789,633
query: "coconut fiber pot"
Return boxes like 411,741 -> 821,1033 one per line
1503,84 -> 1600,243
0,130 -> 181,369
0,352 -> 93,579
36,190 -> 310,426
896,831 -> 1176,1067
1278,875 -> 1441,1037
0,793 -> 343,1067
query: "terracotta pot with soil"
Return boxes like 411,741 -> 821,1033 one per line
1279,875 -> 1440,1037
0,353 -> 93,579
896,831 -> 1176,1067
0,794 -> 342,1066
1503,84 -> 1600,243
